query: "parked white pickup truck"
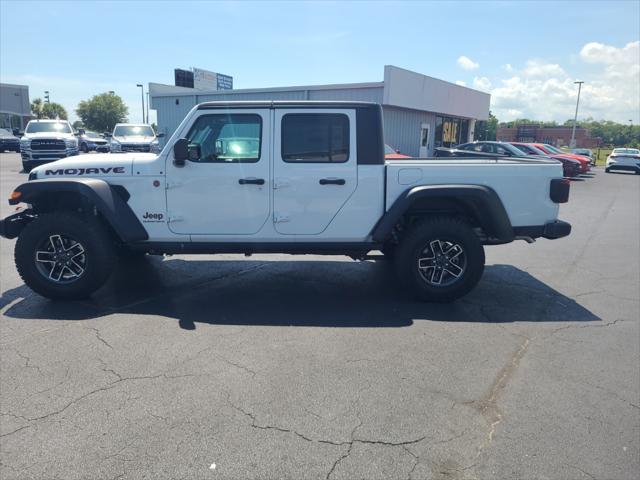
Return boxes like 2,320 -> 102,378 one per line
19,119 -> 79,172
1,101 -> 571,301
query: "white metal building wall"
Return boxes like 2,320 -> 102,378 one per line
382,106 -> 435,157
152,87 -> 384,142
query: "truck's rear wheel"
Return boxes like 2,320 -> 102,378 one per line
394,218 -> 485,302
15,212 -> 116,299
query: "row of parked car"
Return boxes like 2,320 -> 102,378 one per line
432,141 -> 595,178
0,119 -> 164,172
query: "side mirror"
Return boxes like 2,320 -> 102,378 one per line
173,138 -> 189,166
104,132 -> 112,138
156,132 -> 165,138
15,130 -> 24,138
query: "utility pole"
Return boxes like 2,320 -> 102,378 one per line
570,81 -> 584,148
146,91 -> 150,126
44,91 -> 50,103
136,84 -> 145,123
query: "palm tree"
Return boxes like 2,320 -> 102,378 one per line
31,98 -> 43,119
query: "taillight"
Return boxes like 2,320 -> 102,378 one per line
550,178 -> 570,203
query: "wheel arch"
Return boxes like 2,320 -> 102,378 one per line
371,184 -> 514,244
8,179 -> 148,243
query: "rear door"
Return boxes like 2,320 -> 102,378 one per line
272,109 -> 357,235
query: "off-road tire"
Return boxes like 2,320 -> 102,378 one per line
15,212 -> 116,299
80,142 -> 89,153
394,217 -> 485,302
605,168 -> 610,173
22,162 -> 31,173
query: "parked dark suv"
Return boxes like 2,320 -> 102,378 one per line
0,128 -> 20,152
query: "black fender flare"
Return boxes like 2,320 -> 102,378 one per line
371,184 -> 513,243
9,178 -> 148,242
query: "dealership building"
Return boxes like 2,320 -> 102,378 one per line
149,65 -> 490,157
0,83 -> 31,131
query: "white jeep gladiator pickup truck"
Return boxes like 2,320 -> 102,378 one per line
1,101 -> 571,302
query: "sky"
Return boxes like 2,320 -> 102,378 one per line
1,0 -> 639,125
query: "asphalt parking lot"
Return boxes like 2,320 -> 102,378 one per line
0,152 -> 638,480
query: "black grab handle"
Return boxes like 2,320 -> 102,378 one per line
319,178 -> 346,185
238,178 -> 265,185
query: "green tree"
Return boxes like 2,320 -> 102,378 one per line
475,111 -> 498,141
31,98 -> 44,119
76,92 -> 128,133
41,102 -> 68,120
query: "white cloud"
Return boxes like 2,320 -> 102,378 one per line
521,59 -> 566,78
472,76 -> 491,91
580,41 -> 639,65
455,80 -> 467,86
457,55 -> 479,71
489,41 -> 640,123
503,63 -> 514,72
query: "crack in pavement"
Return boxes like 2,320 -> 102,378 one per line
84,326 -> 114,350
549,318 -> 631,335
2,373 -> 200,424
223,393 -> 441,479
565,463 -> 598,479
466,337 -> 530,460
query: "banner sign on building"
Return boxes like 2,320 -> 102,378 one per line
174,67 -> 234,91
216,73 -> 233,90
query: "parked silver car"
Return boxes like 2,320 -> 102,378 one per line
77,130 -> 110,153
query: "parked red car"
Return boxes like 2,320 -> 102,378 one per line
510,142 -> 581,178
531,143 -> 590,173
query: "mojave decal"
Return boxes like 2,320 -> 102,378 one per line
45,167 -> 126,175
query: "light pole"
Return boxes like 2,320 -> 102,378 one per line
570,81 -> 584,148
146,91 -> 150,126
136,84 -> 145,123
44,91 -> 50,103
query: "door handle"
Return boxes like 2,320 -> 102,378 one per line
319,178 -> 346,185
238,178 -> 265,185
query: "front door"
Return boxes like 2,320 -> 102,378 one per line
166,110 -> 270,235
272,109 -> 357,235
419,123 -> 430,157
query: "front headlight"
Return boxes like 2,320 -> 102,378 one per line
20,138 -> 31,148
110,140 -> 121,152
150,140 -> 161,153
65,139 -> 77,148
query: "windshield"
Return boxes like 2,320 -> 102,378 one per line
505,144 -> 527,155
85,131 -> 102,138
544,144 -> 563,154
25,121 -> 72,134
0,128 -> 13,137
613,148 -> 640,154
113,125 -> 154,137
525,145 -> 548,155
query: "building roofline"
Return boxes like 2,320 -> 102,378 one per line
149,81 -> 384,98
0,83 -> 29,89
383,64 -> 490,98
196,100 -> 379,110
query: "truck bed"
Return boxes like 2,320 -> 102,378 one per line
384,157 -> 564,227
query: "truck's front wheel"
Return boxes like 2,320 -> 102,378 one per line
15,212 -> 116,299
395,218 -> 485,302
